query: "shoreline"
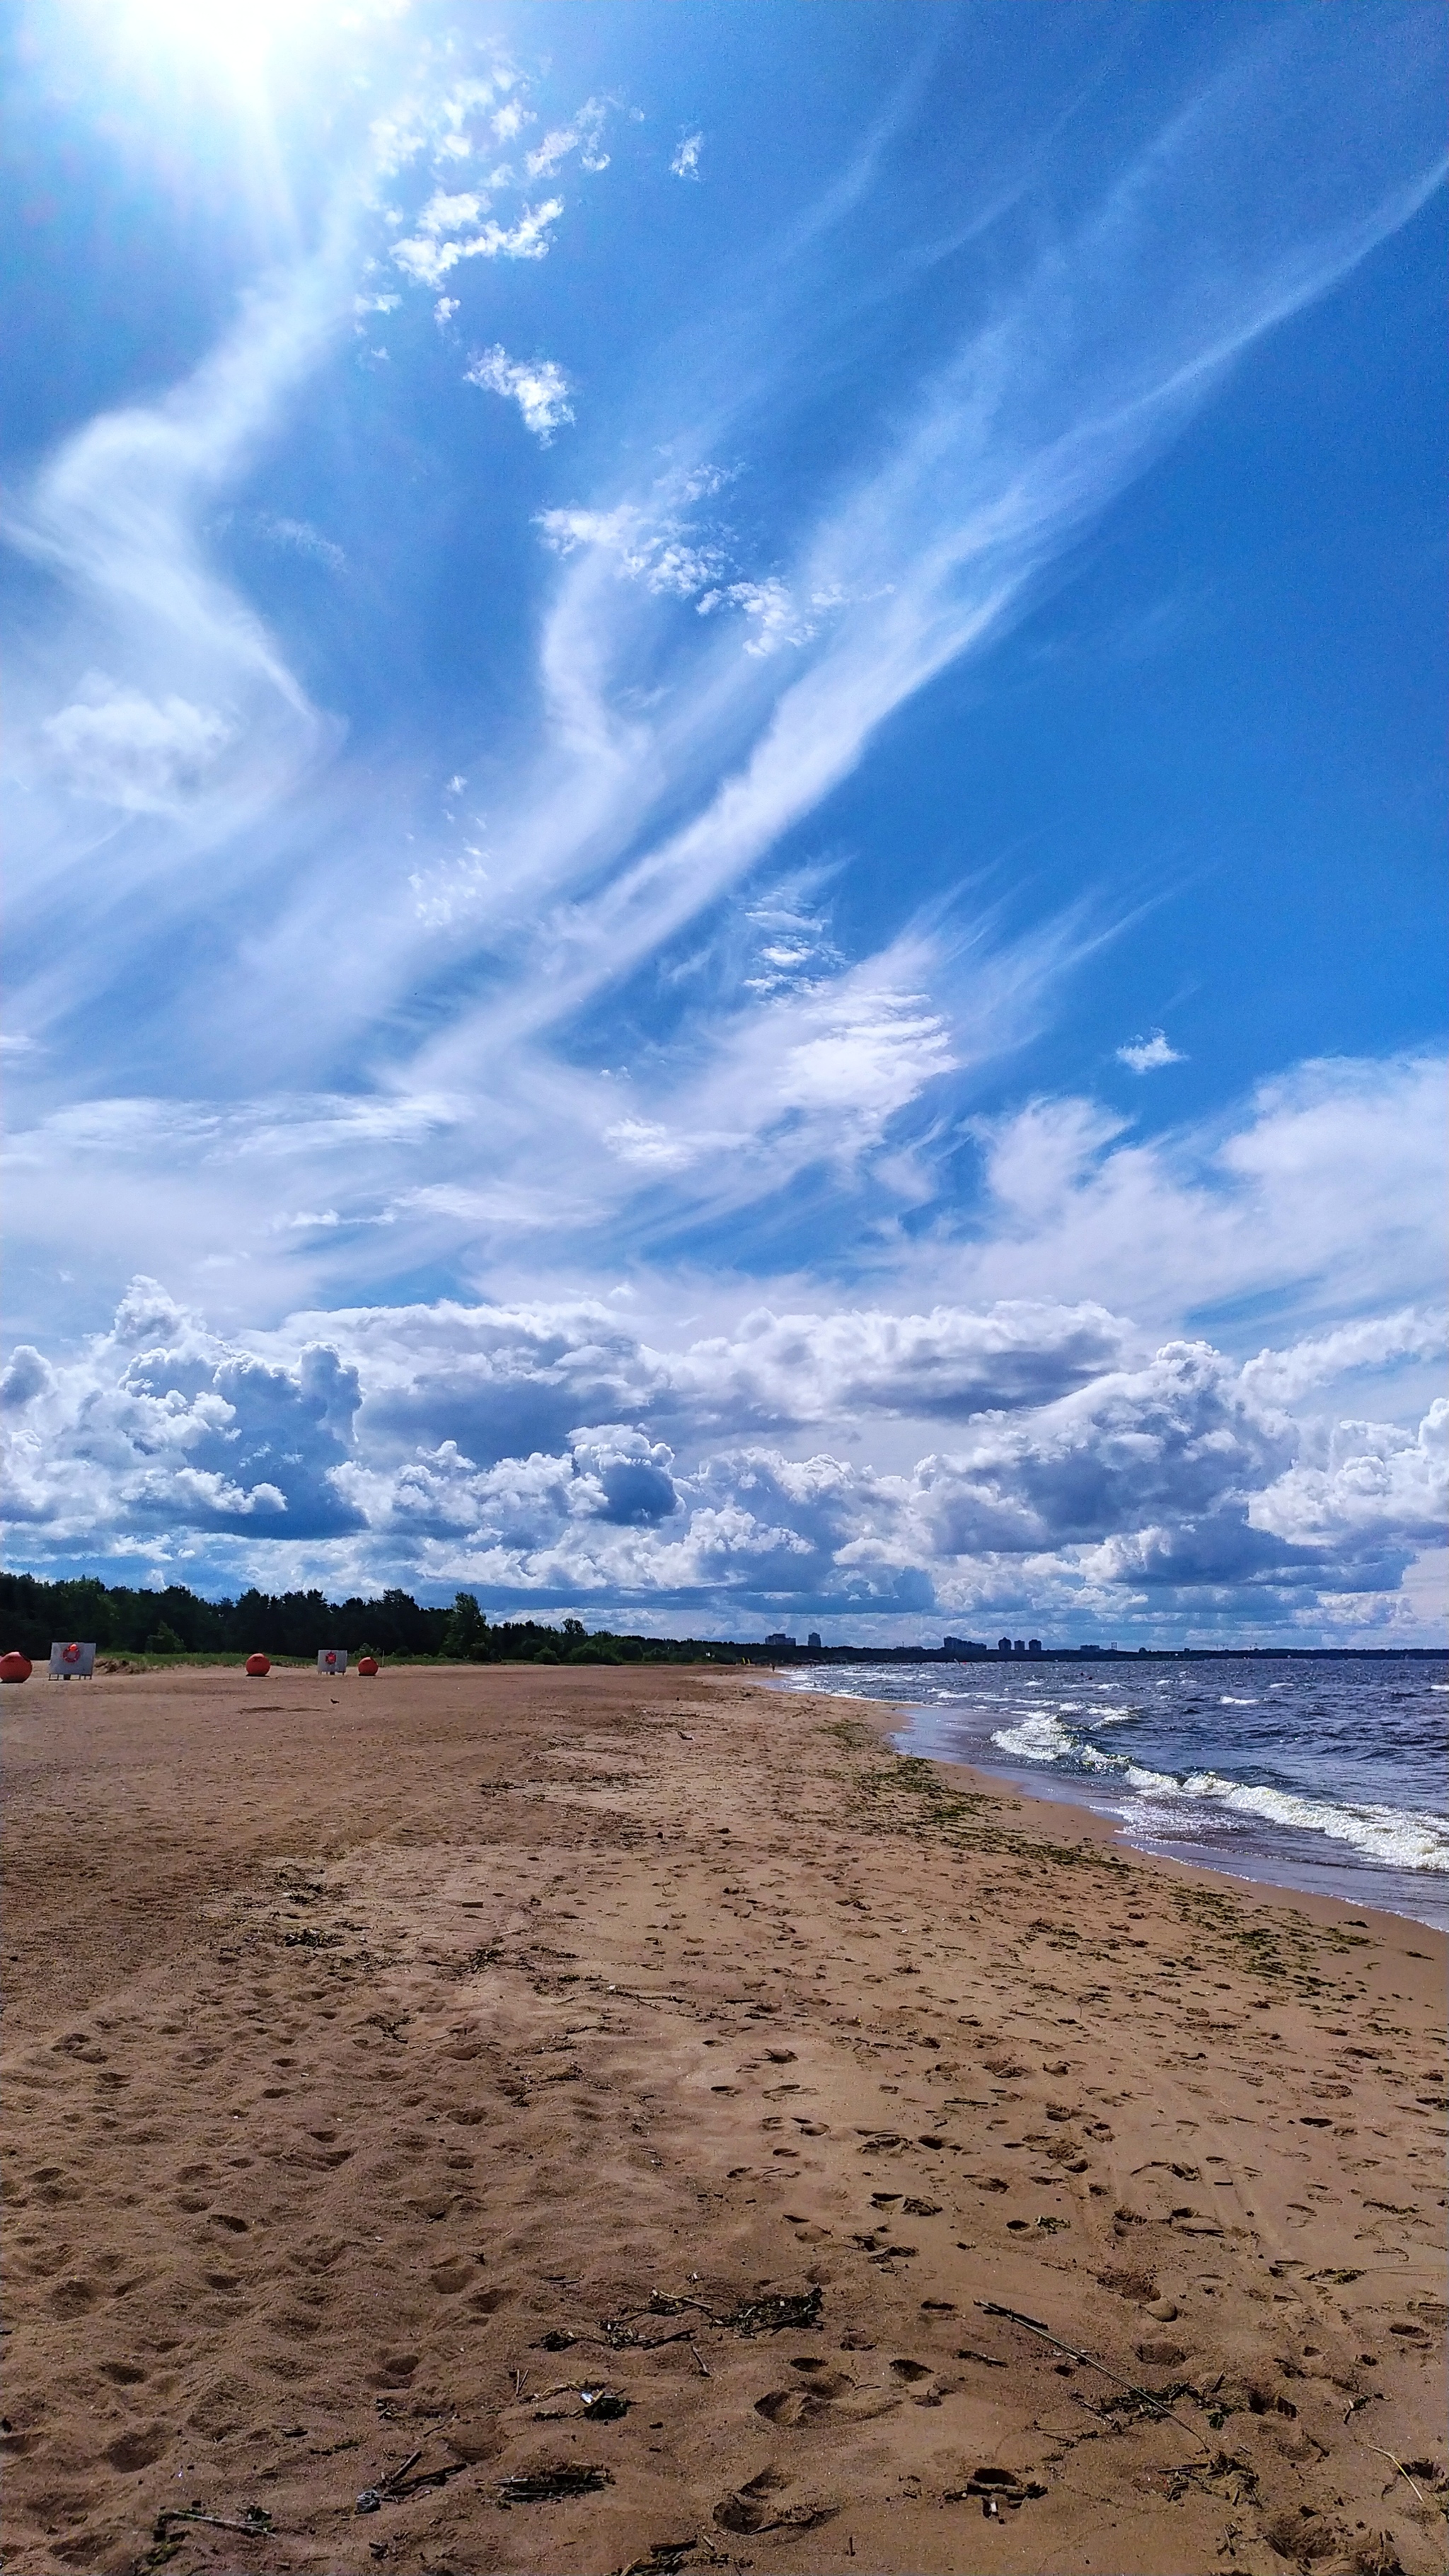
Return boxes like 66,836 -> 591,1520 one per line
4,1664 -> 1445,2576
816,1679 -> 1449,1957
761,1669 -> 1449,1934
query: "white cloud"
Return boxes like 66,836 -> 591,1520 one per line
465,346 -> 575,442
698,576 -> 815,655
41,676 -> 236,811
524,99 -> 610,181
391,197 -> 564,287
4,18 -> 1443,1651
1251,1401 -> 1448,1553
1240,1307 -> 1447,1407
256,514 -> 345,571
415,188 -> 490,237
4,1272 -> 1443,1639
534,499 -> 727,596
1117,1029 -> 1184,1072
671,132 -> 704,181
957,1055 -> 1447,1329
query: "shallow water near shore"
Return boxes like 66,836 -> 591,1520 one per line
783,1653 -> 1449,1929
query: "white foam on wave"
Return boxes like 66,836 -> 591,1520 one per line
1121,1764 -> 1449,1872
990,1711 -> 1078,1762
1220,1694 -> 1258,1705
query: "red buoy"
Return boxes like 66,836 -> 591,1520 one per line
0,1651 -> 33,1685
357,1655 -> 379,1677
245,1652 -> 271,1677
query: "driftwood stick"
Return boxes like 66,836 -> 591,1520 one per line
975,2301 -> 1210,2451
158,2511 -> 281,2539
380,2447 -> 425,2490
1367,2447 -> 1427,2507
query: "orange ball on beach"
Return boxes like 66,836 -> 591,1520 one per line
245,1653 -> 271,1677
357,1655 -> 380,1677
0,1651 -> 33,1684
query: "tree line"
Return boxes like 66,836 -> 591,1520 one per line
0,1571 -> 737,1666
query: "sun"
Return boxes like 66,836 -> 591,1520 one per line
112,0 -> 338,81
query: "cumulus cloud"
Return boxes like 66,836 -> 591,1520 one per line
3,1275 -> 1442,1638
40,675 -> 236,811
1252,1402 -> 1448,1554
671,131 -> 704,180
1117,1029 -> 1184,1072
391,197 -> 565,286
465,346 -> 575,441
1,1278 -> 363,1545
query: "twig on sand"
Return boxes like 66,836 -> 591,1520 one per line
689,2342 -> 711,2376
976,2301 -> 1210,2451
1367,2447 -> 1426,2506
155,2507 -> 282,2539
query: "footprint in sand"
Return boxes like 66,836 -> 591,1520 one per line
49,2279 -> 98,2316
755,2361 -> 901,2427
715,2466 -> 838,2534
429,2259 -> 474,2294
103,2427 -> 169,2473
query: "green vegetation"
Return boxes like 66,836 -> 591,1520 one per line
0,1573 -> 738,1668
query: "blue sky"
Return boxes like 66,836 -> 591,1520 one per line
3,0 -> 1445,1644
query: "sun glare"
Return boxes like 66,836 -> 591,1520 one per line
115,0 -> 333,80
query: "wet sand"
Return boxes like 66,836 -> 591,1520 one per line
2,1664 -> 1444,2576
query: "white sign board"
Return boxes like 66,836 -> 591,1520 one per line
317,1648 -> 348,1676
50,1641 -> 96,1679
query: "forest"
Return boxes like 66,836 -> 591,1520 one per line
0,1571 -> 734,1665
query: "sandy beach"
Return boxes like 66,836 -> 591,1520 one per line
2,1663 -> 1444,2576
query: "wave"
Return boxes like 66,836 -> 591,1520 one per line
781,1662 -> 1449,1879
988,1714 -> 1449,1872
990,1712 -> 1080,1762
1119,1766 -> 1449,1873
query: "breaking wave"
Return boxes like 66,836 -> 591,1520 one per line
988,1710 -> 1449,1871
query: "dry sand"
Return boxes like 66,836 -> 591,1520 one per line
2,1663 -> 1445,2576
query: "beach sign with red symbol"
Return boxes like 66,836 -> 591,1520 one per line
49,1641 -> 96,1679
317,1648 -> 348,1675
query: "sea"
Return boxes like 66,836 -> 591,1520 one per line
775,1656 -> 1449,1931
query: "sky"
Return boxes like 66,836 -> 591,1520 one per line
2,0 -> 1445,1646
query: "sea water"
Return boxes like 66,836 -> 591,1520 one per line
780,1656 -> 1449,1931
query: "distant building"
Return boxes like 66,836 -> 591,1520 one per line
942,1636 -> 988,1657
998,1636 -> 1012,1656
763,1631 -> 797,1647
807,1631 -> 821,1650
1027,1639 -> 1042,1656
1012,1639 -> 1027,1657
